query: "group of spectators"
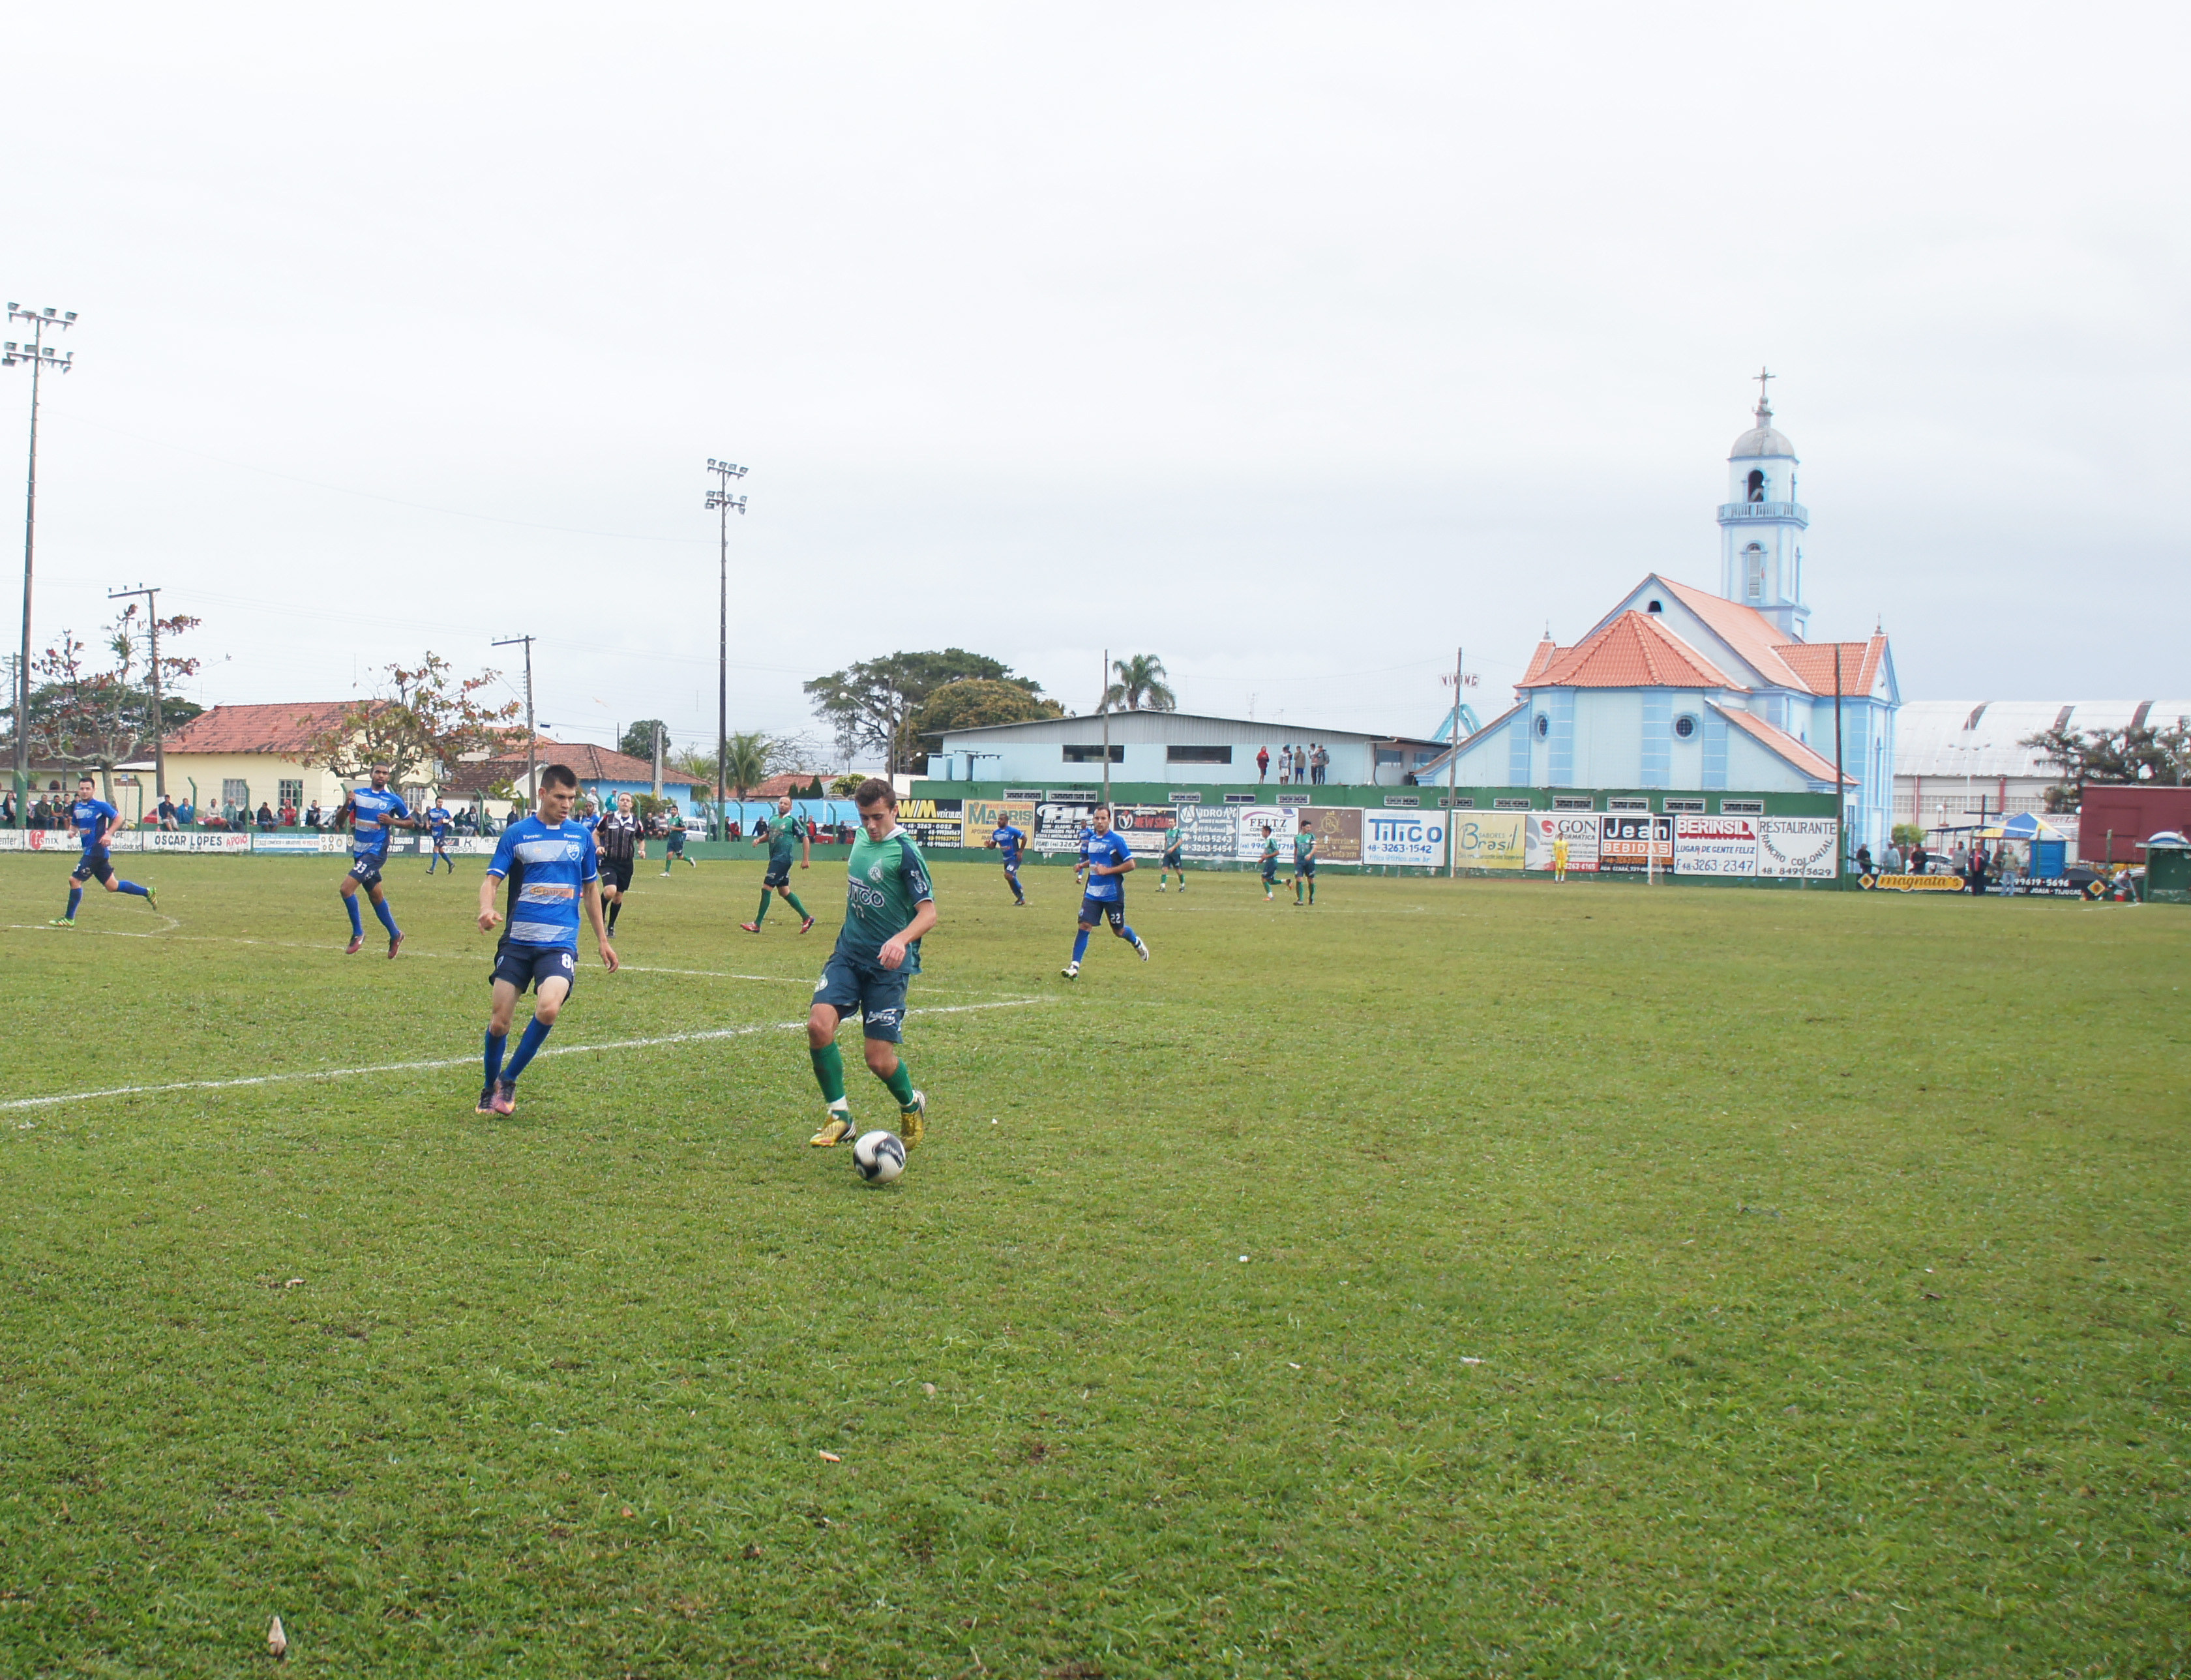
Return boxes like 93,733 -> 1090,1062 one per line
1856,837 -> 2015,895
1255,743 -> 1330,785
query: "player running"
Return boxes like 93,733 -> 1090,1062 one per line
336,766 -> 415,957
985,812 -> 1028,905
805,778 -> 934,1148
1292,815 -> 1317,905
1062,806 -> 1148,979
1155,816 -> 1185,891
425,800 -> 456,875
475,763 -> 618,1117
592,792 -> 646,936
661,807 -> 693,872
743,794 -> 816,933
48,774 -> 157,926
1259,823 -> 1281,901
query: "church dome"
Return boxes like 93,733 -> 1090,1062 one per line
1729,399 -> 1796,460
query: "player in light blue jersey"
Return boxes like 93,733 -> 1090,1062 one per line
1062,806 -> 1148,980
475,763 -> 618,1116
335,765 -> 415,957
425,802 -> 456,875
985,816 -> 1028,905
48,773 -> 157,926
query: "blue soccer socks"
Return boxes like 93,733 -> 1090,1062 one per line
345,894 -> 365,938
65,886 -> 83,920
503,1017 -> 553,1083
483,1029 -> 507,1087
1071,927 -> 1092,964
117,879 -> 149,899
372,897 -> 400,938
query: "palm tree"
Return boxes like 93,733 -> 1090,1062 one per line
1103,653 -> 1176,712
723,731 -> 772,802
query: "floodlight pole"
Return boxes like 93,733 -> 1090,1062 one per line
651,721 -> 664,800
108,584 -> 168,799
705,459 -> 749,839
1100,646 -> 1111,813
493,635 -> 537,813
5,303 -> 77,828
1448,645 -> 1463,878
1833,644 -> 1845,887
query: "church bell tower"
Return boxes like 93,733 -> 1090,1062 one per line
1718,369 -> 1810,638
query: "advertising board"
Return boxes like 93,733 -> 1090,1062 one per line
252,833 -> 323,855
1673,814 -> 1759,877
1176,803 -> 1239,863
1108,804 -> 1175,858
1035,798 -> 1096,853
1598,813 -> 1673,871
1449,811 -> 1525,871
963,798 -> 1036,839
1364,809 -> 1446,869
1755,817 -> 1837,879
1523,812 -> 1600,872
1300,805 -> 1363,865
895,797 -> 965,849
1228,805 -> 1295,862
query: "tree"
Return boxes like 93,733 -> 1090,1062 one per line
722,730 -> 772,802
805,649 -> 1043,773
2022,717 -> 2191,811
299,653 -> 524,790
912,678 -> 1063,758
23,605 -> 204,801
619,719 -> 670,761
1103,653 -> 1176,712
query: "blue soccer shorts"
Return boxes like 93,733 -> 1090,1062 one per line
348,854 -> 387,890
491,943 -> 578,997
71,848 -> 115,885
1079,893 -> 1126,929
813,950 -> 914,1042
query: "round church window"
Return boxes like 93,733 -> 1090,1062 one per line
1534,714 -> 1549,739
1674,714 -> 1697,739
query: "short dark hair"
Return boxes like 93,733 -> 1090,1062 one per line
854,777 -> 895,809
539,763 -> 579,791
78,773 -> 95,785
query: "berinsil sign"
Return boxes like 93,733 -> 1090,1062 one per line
1364,810 -> 1445,867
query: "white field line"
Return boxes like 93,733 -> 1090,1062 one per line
0,998 -> 1044,1115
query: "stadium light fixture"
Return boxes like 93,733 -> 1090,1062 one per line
5,301 -> 77,829
704,457 -> 753,833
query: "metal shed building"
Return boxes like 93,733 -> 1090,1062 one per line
931,711 -> 1448,788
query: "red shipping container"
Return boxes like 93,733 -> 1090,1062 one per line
2076,785 -> 2191,864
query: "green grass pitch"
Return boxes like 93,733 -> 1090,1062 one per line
1,851 -> 2185,1677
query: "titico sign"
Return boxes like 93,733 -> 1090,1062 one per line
1364,810 -> 1445,868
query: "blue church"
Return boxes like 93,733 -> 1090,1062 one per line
1428,387 -> 1899,857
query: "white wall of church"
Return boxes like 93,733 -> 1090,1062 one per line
1568,691 -> 1643,787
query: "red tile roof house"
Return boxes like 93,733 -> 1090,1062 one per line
156,701 -> 410,824
440,741 -> 708,822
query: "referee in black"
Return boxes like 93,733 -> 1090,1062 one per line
594,792 -> 648,936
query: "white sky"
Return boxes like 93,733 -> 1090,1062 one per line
7,3 -> 2186,760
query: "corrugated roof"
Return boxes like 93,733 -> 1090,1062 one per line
164,701 -> 361,755
1533,611 -> 1739,690
1895,699 -> 2191,779
1711,702 -> 1853,785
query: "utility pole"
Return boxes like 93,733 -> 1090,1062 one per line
1833,642 -> 1845,888
493,635 -> 537,815
705,459 -> 748,838
651,721 -> 664,801
1099,647 -> 1111,814
5,303 -> 77,827
108,584 -> 169,800
1448,646 -> 1463,878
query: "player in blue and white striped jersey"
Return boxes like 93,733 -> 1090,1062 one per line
335,766 -> 416,957
473,762 -> 619,1116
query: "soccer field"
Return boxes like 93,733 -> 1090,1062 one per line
2,852 -> 2185,1677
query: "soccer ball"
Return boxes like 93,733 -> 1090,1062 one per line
852,1130 -> 906,1184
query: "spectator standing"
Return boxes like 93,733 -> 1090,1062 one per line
1911,841 -> 1929,875
1950,841 -> 1969,876
1256,746 -> 1270,783
1292,745 -> 1308,783
1967,844 -> 1990,896
1881,841 -> 1901,874
306,800 -> 323,829
1855,844 -> 1873,877
1312,744 -> 1328,785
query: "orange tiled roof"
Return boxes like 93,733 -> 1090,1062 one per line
1519,637 -> 1559,687
164,701 -> 362,755
1711,702 -> 1854,785
1774,633 -> 1888,698
1653,578 -> 1810,691
443,743 -> 704,794
1533,611 -> 1740,690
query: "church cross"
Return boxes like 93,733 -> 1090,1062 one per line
1753,365 -> 1776,409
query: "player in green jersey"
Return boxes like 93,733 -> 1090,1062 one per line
1156,819 -> 1185,890
805,779 -> 936,1148
1259,823 -> 1281,900
1292,815 -> 1317,905
742,794 -> 816,933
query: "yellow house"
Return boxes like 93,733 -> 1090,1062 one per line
155,702 -> 435,822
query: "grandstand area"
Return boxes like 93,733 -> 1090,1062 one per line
2,852 -> 2183,1675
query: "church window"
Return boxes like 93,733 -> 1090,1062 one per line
1534,714 -> 1549,739
1647,599 -> 1662,614
1673,714 -> 1697,740
1744,544 -> 1765,601
1746,468 -> 1766,503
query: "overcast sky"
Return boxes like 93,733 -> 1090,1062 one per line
7,3 -> 2186,762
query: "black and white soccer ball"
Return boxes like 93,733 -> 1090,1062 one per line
852,1129 -> 906,1184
